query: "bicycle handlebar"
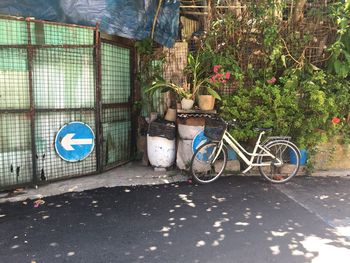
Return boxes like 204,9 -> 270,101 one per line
216,117 -> 237,128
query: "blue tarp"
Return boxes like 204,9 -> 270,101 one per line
0,0 -> 179,47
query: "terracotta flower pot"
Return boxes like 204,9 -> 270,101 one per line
198,95 -> 215,111
181,98 -> 194,110
164,108 -> 177,122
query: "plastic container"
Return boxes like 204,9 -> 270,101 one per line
178,124 -> 204,140
147,135 -> 175,168
164,108 -> 176,122
289,148 -> 307,165
181,98 -> 194,110
198,95 -> 215,111
148,119 -> 175,140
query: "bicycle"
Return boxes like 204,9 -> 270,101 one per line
190,118 -> 301,184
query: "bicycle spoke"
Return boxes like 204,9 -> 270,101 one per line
190,142 -> 227,184
258,141 -> 300,183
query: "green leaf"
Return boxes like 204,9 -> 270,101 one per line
310,63 -> 320,71
154,74 -> 165,81
343,50 -> 350,64
187,53 -> 194,66
207,87 -> 222,101
161,87 -> 172,93
340,65 -> 349,78
281,55 -> 286,68
334,60 -> 343,75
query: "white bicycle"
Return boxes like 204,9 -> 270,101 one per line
190,118 -> 301,184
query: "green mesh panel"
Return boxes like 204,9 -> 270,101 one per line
33,48 -> 95,109
0,113 -> 33,187
0,18 -> 28,45
0,49 -> 29,109
101,44 -> 130,103
101,43 -> 131,166
30,22 -> 94,45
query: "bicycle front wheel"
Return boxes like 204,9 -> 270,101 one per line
190,141 -> 227,184
258,140 -> 300,183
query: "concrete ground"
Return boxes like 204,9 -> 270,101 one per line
0,162 -> 349,204
0,162 -> 188,203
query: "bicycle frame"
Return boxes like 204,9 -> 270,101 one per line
216,130 -> 283,174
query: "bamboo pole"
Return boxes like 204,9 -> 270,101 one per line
292,0 -> 306,24
151,0 -> 163,40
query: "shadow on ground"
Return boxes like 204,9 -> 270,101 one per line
1,176 -> 349,263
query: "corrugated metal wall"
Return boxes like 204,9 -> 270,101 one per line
0,16 -> 134,190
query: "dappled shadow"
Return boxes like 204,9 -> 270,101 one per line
274,176 -> 350,238
0,176 -> 350,262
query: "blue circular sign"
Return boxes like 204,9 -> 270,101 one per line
192,130 -> 209,154
54,122 -> 95,162
192,130 -> 212,162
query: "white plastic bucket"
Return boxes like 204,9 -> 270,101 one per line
147,135 -> 176,168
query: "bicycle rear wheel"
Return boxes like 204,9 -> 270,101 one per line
258,140 -> 300,183
190,141 -> 227,184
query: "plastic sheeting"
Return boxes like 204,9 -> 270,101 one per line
0,0 -> 179,47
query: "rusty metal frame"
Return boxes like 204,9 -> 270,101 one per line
94,24 -> 103,173
0,45 -> 95,49
25,18 -> 38,186
130,40 -> 138,162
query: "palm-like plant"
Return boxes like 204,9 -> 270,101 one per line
186,53 -> 221,101
145,75 -> 192,99
145,53 -> 221,102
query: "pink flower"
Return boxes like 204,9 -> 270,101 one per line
225,72 -> 231,80
221,80 -> 227,84
267,76 -> 277,85
213,65 -> 221,74
332,117 -> 341,125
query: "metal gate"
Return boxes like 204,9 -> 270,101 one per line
99,37 -> 134,170
0,16 -> 134,190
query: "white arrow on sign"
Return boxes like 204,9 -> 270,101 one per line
61,133 -> 93,151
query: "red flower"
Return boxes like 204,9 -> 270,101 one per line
210,75 -> 217,83
225,72 -> 231,80
213,65 -> 221,74
267,76 -> 277,85
332,117 -> 341,125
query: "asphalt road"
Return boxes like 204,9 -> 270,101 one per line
0,176 -> 350,263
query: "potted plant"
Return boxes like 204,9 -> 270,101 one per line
186,53 -> 221,111
145,75 -> 195,110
